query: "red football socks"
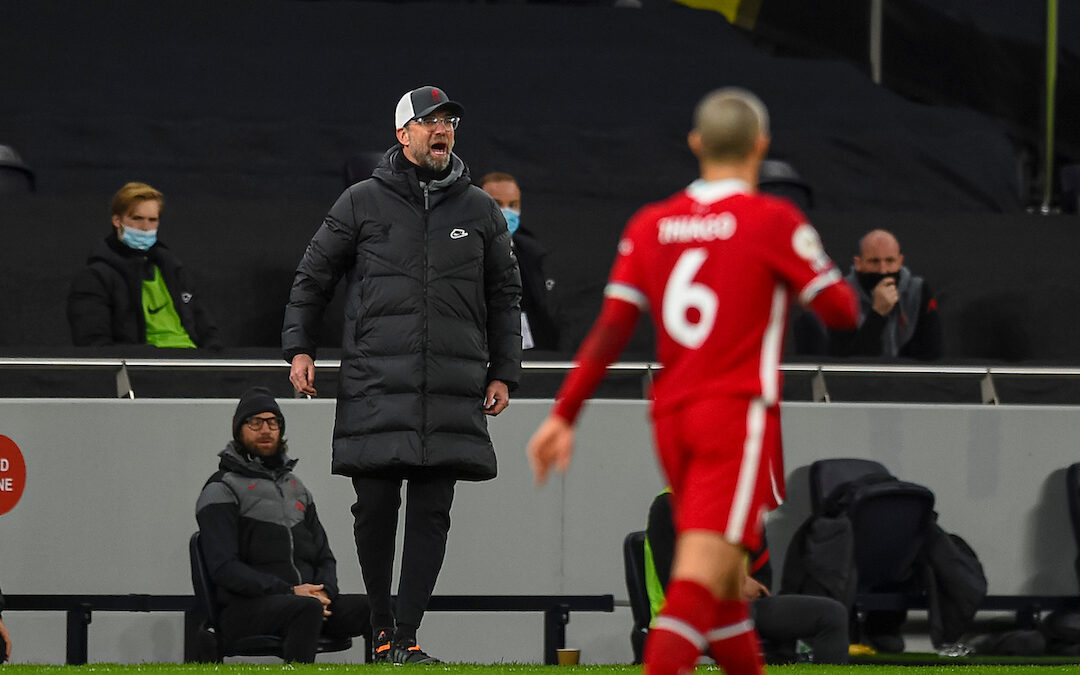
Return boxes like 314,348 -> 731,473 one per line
707,600 -> 764,675
642,579 -> 714,675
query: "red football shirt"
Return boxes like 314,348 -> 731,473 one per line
606,179 -> 842,414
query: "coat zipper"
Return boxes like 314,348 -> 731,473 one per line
421,183 -> 430,464
280,476 -> 302,584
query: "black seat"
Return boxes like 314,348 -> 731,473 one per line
759,159 -> 812,211
342,151 -> 385,188
809,457 -> 892,514
1066,463 -> 1080,584
847,481 -> 935,592
808,459 -> 935,648
188,532 -> 356,662
1061,163 -> 1080,214
622,530 -> 651,664
0,144 -> 35,194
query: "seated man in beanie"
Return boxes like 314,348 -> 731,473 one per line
196,387 -> 369,663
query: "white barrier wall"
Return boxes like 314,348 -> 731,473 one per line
0,398 -> 1077,664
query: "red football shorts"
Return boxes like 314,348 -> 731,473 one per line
652,396 -> 785,552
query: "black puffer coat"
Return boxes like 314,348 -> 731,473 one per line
195,443 -> 340,606
66,235 -> 221,348
282,146 -> 522,481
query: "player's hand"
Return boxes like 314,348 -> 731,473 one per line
871,277 -> 899,316
527,414 -> 575,485
289,354 -> 317,396
484,380 -> 510,416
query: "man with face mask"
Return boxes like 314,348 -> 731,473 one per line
829,229 -> 942,359
283,86 -> 521,664
479,172 -> 561,351
66,182 -> 220,349
196,387 -> 371,663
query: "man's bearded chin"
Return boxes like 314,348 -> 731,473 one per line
421,151 -> 450,172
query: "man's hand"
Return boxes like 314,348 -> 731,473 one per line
484,380 -> 510,416
527,414 -> 575,485
871,277 -> 899,316
313,589 -> 332,617
294,583 -> 332,616
289,354 -> 317,396
741,575 -> 770,602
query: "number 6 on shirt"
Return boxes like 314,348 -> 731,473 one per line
662,248 -> 718,349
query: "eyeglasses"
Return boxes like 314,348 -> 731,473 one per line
411,115 -> 460,131
245,416 -> 281,431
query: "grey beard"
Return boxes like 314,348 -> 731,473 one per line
420,152 -> 450,172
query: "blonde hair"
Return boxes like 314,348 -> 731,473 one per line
692,88 -> 770,162
110,182 -> 164,217
478,172 -> 518,189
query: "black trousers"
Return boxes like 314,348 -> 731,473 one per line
219,593 -> 370,663
753,593 -> 850,664
351,474 -> 456,638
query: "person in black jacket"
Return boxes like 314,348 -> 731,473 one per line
283,86 -> 522,664
66,182 -> 221,349
479,172 -> 562,351
828,229 -> 942,359
195,388 -> 370,663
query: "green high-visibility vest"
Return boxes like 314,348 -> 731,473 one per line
643,487 -> 672,624
142,266 -> 196,349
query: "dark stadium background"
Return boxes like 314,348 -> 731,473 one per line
1,0 -> 1078,369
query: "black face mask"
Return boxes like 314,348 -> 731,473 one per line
855,271 -> 900,295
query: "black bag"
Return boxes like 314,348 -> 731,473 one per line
923,526 -> 988,647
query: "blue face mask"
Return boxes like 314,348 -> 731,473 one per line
120,226 -> 158,251
501,207 -> 521,235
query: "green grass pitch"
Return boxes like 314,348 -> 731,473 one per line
4,664 -> 1080,674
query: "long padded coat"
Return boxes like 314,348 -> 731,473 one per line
282,147 -> 521,481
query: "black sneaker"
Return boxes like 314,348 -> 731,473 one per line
372,629 -> 393,663
390,638 -> 441,664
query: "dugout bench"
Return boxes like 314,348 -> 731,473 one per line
856,593 -> 1080,628
3,593 -> 614,665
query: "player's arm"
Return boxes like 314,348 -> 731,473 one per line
781,219 -> 858,331
527,293 -> 641,485
802,277 -> 858,331
552,291 -> 641,424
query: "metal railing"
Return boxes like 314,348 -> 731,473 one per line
4,357 -> 1080,404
